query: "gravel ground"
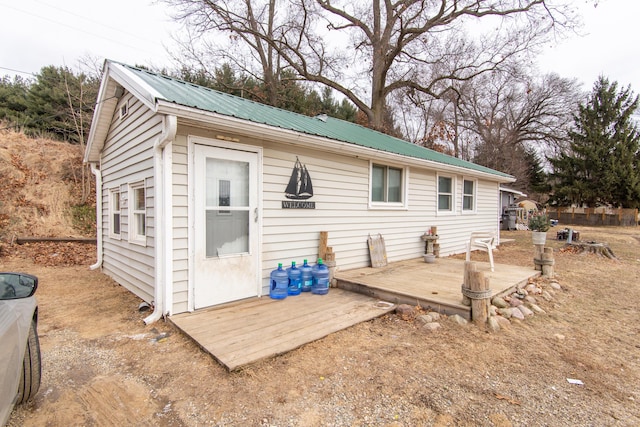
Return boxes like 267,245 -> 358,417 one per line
4,227 -> 640,426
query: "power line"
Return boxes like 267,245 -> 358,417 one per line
31,0 -> 160,45
0,66 -> 36,76
0,1 -> 166,54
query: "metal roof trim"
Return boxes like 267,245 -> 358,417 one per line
157,101 -> 515,183
109,61 -> 514,181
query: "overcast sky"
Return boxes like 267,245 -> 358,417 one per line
1,0 -> 638,96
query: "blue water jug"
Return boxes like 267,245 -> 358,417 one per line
311,258 -> 330,295
286,261 -> 302,295
269,263 -> 288,299
300,259 -> 313,292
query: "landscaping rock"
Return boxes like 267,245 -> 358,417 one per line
427,312 -> 441,321
541,291 -> 554,301
489,305 -> 498,317
417,314 -> 436,324
525,284 -> 541,295
518,305 -> 534,317
449,314 -> 468,326
549,282 -> 562,291
395,304 -> 417,318
423,322 -> 442,332
524,295 -> 537,305
495,316 -> 511,330
487,316 -> 501,332
509,298 -> 523,308
510,308 -> 525,320
497,308 -> 513,318
492,296 -> 509,308
528,303 -> 546,314
514,288 -> 527,298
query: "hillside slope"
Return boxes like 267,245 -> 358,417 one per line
0,130 -> 94,245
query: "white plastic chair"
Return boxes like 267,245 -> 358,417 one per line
465,232 -> 496,272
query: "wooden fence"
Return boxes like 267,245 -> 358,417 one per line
549,207 -> 639,227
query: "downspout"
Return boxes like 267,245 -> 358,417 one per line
144,115 -> 177,325
89,163 -> 103,270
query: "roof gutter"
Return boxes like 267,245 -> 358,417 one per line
89,163 -> 103,270
144,114 -> 177,325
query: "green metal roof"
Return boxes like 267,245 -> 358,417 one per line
121,63 -> 512,179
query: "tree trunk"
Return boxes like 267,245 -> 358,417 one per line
566,242 -> 618,260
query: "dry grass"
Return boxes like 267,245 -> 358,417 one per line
0,130 -> 90,241
4,226 -> 640,426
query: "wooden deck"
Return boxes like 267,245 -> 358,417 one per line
335,257 -> 539,318
169,289 -> 396,371
170,257 -> 538,371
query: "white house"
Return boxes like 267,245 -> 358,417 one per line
84,60 -> 515,323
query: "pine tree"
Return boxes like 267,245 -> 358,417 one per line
549,77 -> 640,208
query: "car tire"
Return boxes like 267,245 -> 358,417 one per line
16,320 -> 41,403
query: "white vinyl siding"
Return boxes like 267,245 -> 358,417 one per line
99,94 -> 160,304
169,128 -> 502,310
170,140 -> 189,314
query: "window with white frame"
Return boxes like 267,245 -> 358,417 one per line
119,100 -> 129,120
129,182 -> 146,244
371,163 -> 404,205
463,179 -> 475,211
438,176 -> 453,211
109,189 -> 121,238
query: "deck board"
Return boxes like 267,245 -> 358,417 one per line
170,257 -> 538,371
335,257 -> 538,316
170,289 -> 395,371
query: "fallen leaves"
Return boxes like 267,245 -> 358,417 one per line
6,241 -> 96,266
494,393 -> 521,405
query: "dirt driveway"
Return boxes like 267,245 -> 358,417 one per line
4,227 -> 640,426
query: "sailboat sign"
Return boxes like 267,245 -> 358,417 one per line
282,157 -> 315,209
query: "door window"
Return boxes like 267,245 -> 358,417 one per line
205,158 -> 250,257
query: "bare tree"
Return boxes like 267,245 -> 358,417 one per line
168,0 -> 290,107
458,68 -> 582,193
63,61 -> 100,204
165,0 -> 577,132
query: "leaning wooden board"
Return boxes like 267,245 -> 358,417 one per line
368,234 -> 388,267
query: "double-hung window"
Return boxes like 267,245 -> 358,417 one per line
438,176 -> 453,212
371,163 -> 405,206
463,179 -> 475,212
129,182 -> 146,245
109,189 -> 121,239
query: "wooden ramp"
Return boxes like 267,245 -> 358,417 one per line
169,289 -> 395,371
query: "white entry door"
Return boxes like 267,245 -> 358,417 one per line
193,144 -> 260,309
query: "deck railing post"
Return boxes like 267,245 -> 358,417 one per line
533,244 -> 544,271
471,271 -> 490,325
461,261 -> 476,306
541,247 -> 555,277
461,262 -> 492,325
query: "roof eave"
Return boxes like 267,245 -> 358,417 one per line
157,101 -> 514,182
84,61 -> 163,163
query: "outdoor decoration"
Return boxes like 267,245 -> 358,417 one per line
285,157 -> 313,200
282,157 -> 316,209
421,226 -> 439,263
528,212 -> 550,245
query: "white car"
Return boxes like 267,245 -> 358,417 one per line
0,272 -> 41,426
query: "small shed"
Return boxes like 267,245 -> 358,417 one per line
84,61 -> 515,322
